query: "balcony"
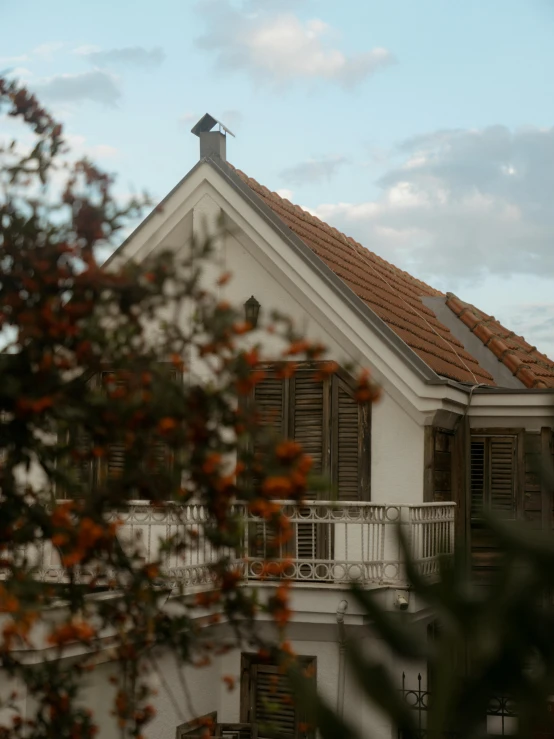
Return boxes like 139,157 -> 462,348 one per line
27,501 -> 455,590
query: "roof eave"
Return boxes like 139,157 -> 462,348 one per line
205,156 -> 444,386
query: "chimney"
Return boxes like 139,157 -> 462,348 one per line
191,113 -> 235,162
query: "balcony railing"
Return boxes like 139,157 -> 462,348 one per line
20,501 -> 455,589
399,672 -> 518,738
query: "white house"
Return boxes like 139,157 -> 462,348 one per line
9,114 -> 554,739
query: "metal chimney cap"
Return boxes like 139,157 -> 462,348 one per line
191,113 -> 235,138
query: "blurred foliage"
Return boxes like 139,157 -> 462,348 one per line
0,76 -> 380,739
296,511 -> 554,739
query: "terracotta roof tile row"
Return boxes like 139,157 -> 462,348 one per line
445,294 -> 554,389
231,166 -> 495,386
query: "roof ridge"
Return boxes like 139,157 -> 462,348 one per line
445,293 -> 551,388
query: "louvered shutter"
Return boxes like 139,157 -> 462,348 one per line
251,374 -> 286,487
470,435 -> 517,579
102,372 -> 128,481
75,428 -> 94,490
61,426 -> 94,499
176,712 -> 218,739
489,437 -> 516,516
253,663 -> 296,739
331,378 -> 362,501
290,370 -> 324,475
470,439 -> 486,520
471,436 -> 516,519
149,367 -> 179,480
249,376 -> 287,557
61,372 -> 100,498
241,655 -> 315,739
254,375 -> 287,438
290,371 -> 324,562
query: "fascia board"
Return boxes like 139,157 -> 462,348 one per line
205,159 -> 440,385
106,158 -> 551,426
106,161 -> 209,268
197,170 -> 442,422
468,391 -> 554,420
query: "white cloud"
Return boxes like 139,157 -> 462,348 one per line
276,188 -> 294,200
195,0 -> 395,88
8,67 -> 33,80
73,45 -> 102,56
496,301 -> 554,360
79,46 -> 165,68
220,109 -> 242,131
180,112 -> 199,125
0,54 -> 30,66
33,70 -> 121,106
89,143 -> 119,159
280,155 -> 347,184
33,42 -> 64,58
64,135 -> 119,160
306,125 -> 554,281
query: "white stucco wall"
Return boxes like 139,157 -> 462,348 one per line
118,625 -> 413,739
208,212 -> 426,506
77,651 -> 223,739
160,194 -> 425,507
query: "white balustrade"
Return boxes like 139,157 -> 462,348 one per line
5,500 -> 455,588
407,503 -> 456,579
243,501 -> 455,585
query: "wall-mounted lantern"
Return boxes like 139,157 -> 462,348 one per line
244,295 -> 261,328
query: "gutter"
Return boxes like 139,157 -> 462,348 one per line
336,599 -> 348,719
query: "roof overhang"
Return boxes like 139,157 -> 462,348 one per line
107,155 -> 554,427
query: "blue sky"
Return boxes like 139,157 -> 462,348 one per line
3,0 -> 554,357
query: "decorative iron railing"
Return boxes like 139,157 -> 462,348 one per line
14,500 -> 455,589
399,672 -> 518,739
243,501 -> 455,585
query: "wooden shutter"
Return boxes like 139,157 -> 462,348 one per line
248,375 -> 287,556
470,439 -> 486,520
331,378 -> 361,501
176,712 -> 218,739
253,663 -> 296,739
470,434 -> 517,579
247,363 -> 370,504
251,374 -> 287,486
433,430 -> 453,503
290,372 -> 325,560
471,436 -> 516,519
290,370 -> 324,476
61,426 -> 94,499
75,428 -> 94,490
254,375 -> 286,438
148,367 -> 179,481
241,654 -> 315,739
101,371 -> 128,481
489,437 -> 515,516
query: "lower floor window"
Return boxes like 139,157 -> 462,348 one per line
240,653 -> 316,739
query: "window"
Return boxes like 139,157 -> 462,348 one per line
240,653 -> 316,739
470,433 -> 518,578
250,363 -> 370,501
470,435 -> 517,520
63,367 -> 179,499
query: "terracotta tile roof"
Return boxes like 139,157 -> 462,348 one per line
230,165 -> 495,386
445,294 -> 554,389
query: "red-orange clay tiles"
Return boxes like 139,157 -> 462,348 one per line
230,165 -> 554,389
445,295 -> 554,389
230,166 -> 493,386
